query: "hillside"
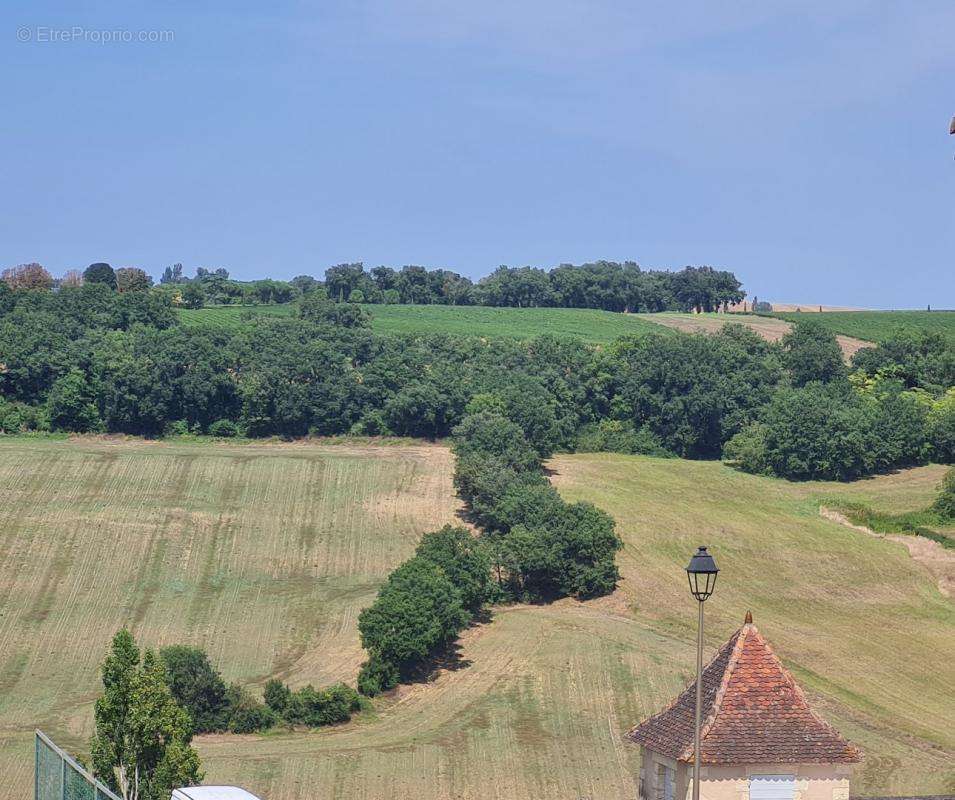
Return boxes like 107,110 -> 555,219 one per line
773,310 -> 955,344
0,439 -> 952,798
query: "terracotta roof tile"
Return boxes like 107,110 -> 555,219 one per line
627,615 -> 861,765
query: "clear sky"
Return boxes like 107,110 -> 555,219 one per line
2,1 -> 952,308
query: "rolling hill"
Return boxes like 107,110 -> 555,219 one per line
0,438 -> 952,799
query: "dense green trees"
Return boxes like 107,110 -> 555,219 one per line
300,261 -> 744,312
357,557 -> 470,693
451,412 -> 621,601
0,277 -> 952,484
415,526 -> 493,613
851,329 -> 955,391
159,646 -> 232,733
723,382 -> 931,481
597,326 -> 784,458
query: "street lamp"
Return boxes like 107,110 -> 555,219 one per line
686,546 -> 719,800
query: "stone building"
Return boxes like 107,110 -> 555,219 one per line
628,613 -> 860,800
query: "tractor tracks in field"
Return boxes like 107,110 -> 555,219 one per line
820,507 -> 955,598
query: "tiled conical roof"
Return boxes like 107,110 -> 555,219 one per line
627,613 -> 861,765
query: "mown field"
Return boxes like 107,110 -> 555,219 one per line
1,438 -> 953,799
0,437 -> 459,798
773,310 -> 955,344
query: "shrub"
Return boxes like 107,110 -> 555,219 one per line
575,420 -> 671,457
357,655 -> 399,697
47,369 -> 102,432
263,678 -> 291,715
208,419 -> 240,438
0,400 -> 45,433
226,686 -> 276,733
928,391 -> 955,463
933,468 -> 955,520
349,409 -> 391,436
284,683 -> 361,726
165,419 -> 191,436
722,423 -> 770,475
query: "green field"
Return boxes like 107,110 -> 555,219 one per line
179,303 -> 669,343
178,303 -> 294,331
1,438 -> 953,798
773,310 -> 955,344
359,304 -> 669,343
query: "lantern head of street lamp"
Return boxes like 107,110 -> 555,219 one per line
686,546 -> 719,602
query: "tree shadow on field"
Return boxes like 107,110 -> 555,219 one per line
403,611 -> 494,685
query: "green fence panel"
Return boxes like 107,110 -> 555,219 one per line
35,734 -> 63,800
35,731 -> 121,800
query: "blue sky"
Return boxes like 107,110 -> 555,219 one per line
2,1 -> 952,308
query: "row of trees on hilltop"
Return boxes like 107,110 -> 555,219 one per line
319,261 -> 744,312
4,259 -> 744,313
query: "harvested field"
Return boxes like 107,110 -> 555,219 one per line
637,312 -> 872,359
0,437 -> 459,797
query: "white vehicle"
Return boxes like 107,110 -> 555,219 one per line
172,788 -> 264,800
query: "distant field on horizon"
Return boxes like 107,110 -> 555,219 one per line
177,303 -> 879,355
179,303 -> 670,343
772,310 -> 955,344
0,438 -> 952,798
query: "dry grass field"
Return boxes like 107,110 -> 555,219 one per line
0,437 -> 459,797
1,440 -> 953,800
638,312 -> 872,359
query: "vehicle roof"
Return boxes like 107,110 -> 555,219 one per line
172,787 -> 263,800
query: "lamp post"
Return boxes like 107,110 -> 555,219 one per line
685,546 -> 719,800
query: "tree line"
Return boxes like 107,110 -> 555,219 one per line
0,281 -> 953,481
4,258 -> 745,313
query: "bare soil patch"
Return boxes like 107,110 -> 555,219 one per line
639,312 -> 872,360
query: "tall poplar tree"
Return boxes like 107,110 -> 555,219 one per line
90,629 -> 203,800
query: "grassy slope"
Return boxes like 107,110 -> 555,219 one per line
550,456 -> 955,794
773,310 -> 955,343
1,441 -> 952,798
0,438 -> 460,797
178,303 -> 670,343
